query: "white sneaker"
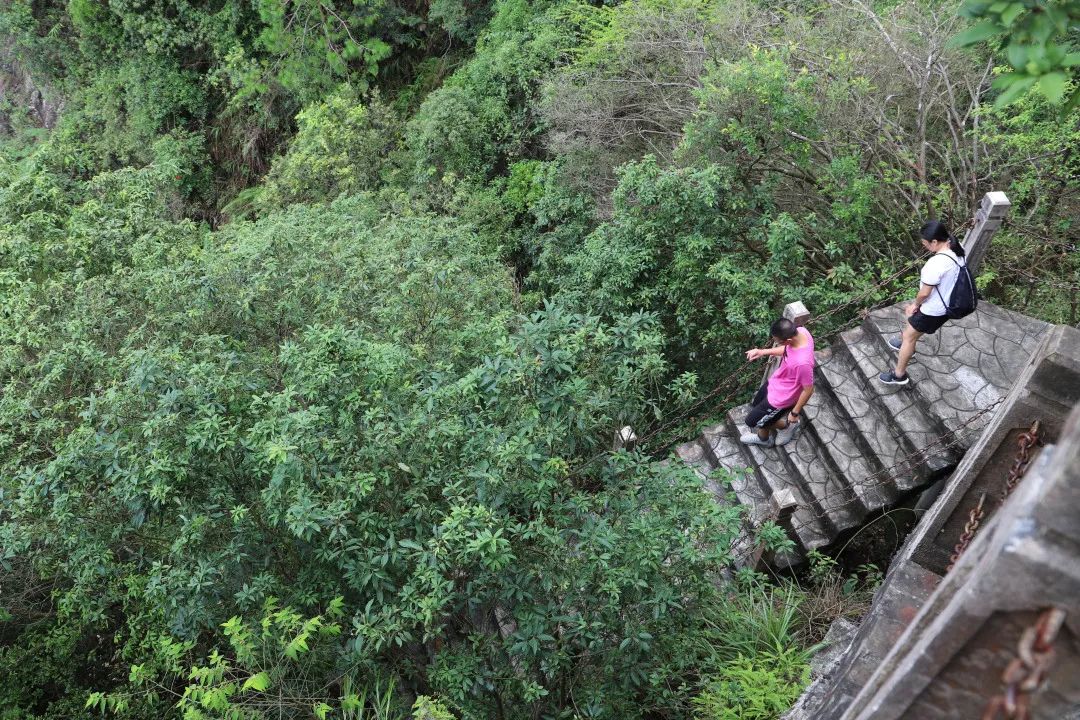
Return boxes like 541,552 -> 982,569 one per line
775,423 -> 800,447
740,432 -> 775,448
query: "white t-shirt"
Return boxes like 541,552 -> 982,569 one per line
919,249 -> 962,317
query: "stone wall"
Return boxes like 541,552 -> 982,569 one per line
844,402 -> 1080,720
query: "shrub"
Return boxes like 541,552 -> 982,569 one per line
256,88 -> 399,211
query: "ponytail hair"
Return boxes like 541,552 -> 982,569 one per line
920,219 -> 965,257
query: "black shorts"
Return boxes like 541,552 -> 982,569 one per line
909,311 -> 949,335
745,383 -> 792,429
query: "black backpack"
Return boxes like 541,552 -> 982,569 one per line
934,253 -> 978,319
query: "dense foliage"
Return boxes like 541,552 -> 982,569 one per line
952,0 -> 1080,109
1,0 -> 1078,717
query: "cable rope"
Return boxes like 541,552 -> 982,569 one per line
991,262 -> 1080,293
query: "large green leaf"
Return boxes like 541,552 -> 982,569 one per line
947,19 -> 1003,47
241,672 -> 271,692
1038,71 -> 1069,103
993,73 -> 1038,105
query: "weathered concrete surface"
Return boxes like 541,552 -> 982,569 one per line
842,410 -> 1080,720
782,324 -> 1080,720
784,617 -> 860,720
839,327 -> 960,484
810,617 -> 860,679
783,559 -> 942,720
961,191 -> 1011,274
728,404 -> 831,553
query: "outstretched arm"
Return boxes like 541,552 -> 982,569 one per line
745,346 -> 786,361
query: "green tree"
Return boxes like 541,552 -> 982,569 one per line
0,164 -> 750,717
951,0 -> 1080,109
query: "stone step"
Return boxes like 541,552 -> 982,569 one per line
861,305 -> 1045,445
836,328 -> 959,490
678,427 -> 785,567
727,404 -> 831,554
699,424 -> 805,568
815,337 -> 918,498
699,423 -> 770,525
811,348 -> 901,513
674,436 -> 717,488
780,362 -> 879,529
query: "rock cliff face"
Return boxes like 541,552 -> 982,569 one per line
676,300 -> 1049,566
1,46 -> 62,135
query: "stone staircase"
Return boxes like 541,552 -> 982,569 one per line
675,300 -> 1049,566
783,322 -> 1080,720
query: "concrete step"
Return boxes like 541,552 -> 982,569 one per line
674,436 -> 717,488
861,304 -> 1046,446
782,360 -> 881,528
727,404 -> 831,554
814,342 -> 910,502
696,424 -> 779,566
836,328 -> 959,490
699,423 -> 770,525
678,427 -> 788,567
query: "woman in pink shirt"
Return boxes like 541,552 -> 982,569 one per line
741,318 -> 816,448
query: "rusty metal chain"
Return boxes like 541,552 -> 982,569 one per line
947,492 -> 986,571
981,608 -> 1068,720
946,420 -> 1042,572
1002,420 -> 1041,501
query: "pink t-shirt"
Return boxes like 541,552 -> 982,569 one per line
767,327 -> 815,408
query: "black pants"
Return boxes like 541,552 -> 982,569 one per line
908,310 -> 949,334
745,383 -> 791,429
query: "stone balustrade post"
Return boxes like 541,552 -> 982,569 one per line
753,489 -> 799,569
961,191 -> 1011,275
770,487 -> 799,544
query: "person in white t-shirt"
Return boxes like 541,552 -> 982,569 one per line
879,220 -> 966,385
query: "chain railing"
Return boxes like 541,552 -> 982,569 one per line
947,493 -> 986,572
981,607 -> 1068,720
1001,420 -> 1041,501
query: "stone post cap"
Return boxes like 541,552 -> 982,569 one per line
783,301 -> 811,327
983,191 -> 1011,210
770,488 -> 798,514
613,425 -> 637,451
